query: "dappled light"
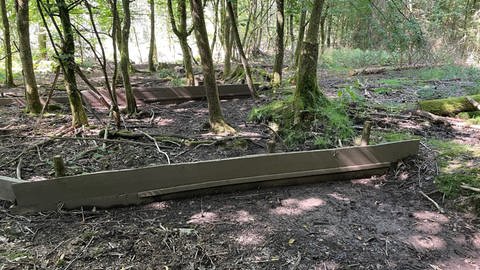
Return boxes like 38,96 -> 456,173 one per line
408,235 -> 447,250
313,261 -> 340,270
154,118 -> 175,126
228,210 -> 255,224
270,197 -> 325,216
142,202 -> 169,211
234,230 -> 265,246
327,192 -> 351,202
413,211 -> 449,224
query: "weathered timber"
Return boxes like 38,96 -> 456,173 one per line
350,64 -> 440,76
0,96 -> 69,106
82,84 -> 254,109
5,140 -> 419,212
418,95 -> 480,116
0,176 -> 27,202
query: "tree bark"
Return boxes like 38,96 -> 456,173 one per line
15,0 -> 42,114
120,0 -> 137,114
294,0 -> 326,122
0,0 -> 14,87
220,0 -> 233,77
148,0 -> 157,72
190,0 -> 234,134
272,0 -> 284,86
55,0 -> 88,126
226,0 -> 256,97
294,8 -> 306,68
167,0 -> 194,86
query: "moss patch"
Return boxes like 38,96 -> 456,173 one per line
418,95 -> 480,116
428,139 -> 480,199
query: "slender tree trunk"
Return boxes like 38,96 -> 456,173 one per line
272,0 -> 284,86
226,0 -> 256,97
221,0 -> 233,76
120,0 -> 137,114
294,8 -> 307,68
320,4 -> 329,54
38,27 -> 47,59
15,0 -> 42,114
55,0 -> 88,126
294,0 -> 326,123
167,0 -> 194,86
289,14 -> 294,59
148,0 -> 156,72
1,0 -> 14,87
190,0 -> 234,134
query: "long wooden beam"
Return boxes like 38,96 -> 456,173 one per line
2,140 -> 419,212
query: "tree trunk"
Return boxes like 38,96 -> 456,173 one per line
226,0 -> 256,97
189,0 -> 234,134
120,0 -> 137,114
294,8 -> 306,68
167,0 -> 194,86
15,0 -> 42,114
148,0 -> 156,72
272,0 -> 284,87
220,0 -> 233,77
38,27 -> 47,59
1,0 -> 14,87
294,0 -> 326,122
55,0 -> 88,126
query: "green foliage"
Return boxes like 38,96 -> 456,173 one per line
373,131 -> 419,143
320,49 -> 400,70
428,139 -> 480,200
249,95 -> 354,148
409,65 -> 480,81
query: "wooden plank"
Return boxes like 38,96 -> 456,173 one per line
0,176 -> 27,202
10,140 -> 419,212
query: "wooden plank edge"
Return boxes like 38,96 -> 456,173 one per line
0,176 -> 27,202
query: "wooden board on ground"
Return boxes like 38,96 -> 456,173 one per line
0,96 -> 69,107
81,84 -> 253,109
0,176 -> 27,202
2,140 -> 420,212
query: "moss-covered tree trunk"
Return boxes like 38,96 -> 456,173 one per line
294,0 -> 326,123
226,0 -> 255,97
220,0 -> 233,77
294,8 -> 306,68
148,0 -> 157,72
190,0 -> 234,134
272,0 -> 284,86
167,0 -> 194,86
120,0 -> 137,114
38,27 -> 47,59
1,0 -> 14,87
15,0 -> 42,114
55,0 -> 88,126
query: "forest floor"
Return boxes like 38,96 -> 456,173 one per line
1,64 -> 480,269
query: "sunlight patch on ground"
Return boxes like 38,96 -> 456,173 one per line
271,197 -> 325,216
414,220 -> 443,234
187,211 -> 218,224
413,211 -> 449,224
473,233 -> 480,249
235,230 -> 265,246
433,256 -> 480,270
407,235 -> 447,250
327,193 -> 351,202
155,118 -> 175,126
228,210 -> 255,224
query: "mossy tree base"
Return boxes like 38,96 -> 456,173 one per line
210,119 -> 236,135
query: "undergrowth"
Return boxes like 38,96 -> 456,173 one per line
428,139 -> 480,212
320,48 -> 400,71
249,94 -> 355,149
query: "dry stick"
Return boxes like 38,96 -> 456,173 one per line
137,130 -> 171,164
360,121 -> 372,146
466,97 -> 480,111
16,158 -> 22,180
419,190 -> 445,213
63,236 -> 94,270
460,184 -> 480,193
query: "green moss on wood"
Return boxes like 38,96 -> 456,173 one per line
418,94 -> 480,116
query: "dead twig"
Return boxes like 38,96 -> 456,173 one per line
460,184 -> 480,193
419,190 -> 445,213
137,130 -> 171,164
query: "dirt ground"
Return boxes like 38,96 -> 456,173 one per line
1,67 -> 480,269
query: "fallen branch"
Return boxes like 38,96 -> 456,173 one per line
466,97 -> 480,111
350,64 -> 440,76
138,130 -> 171,164
460,184 -> 480,193
418,95 -> 480,116
419,190 -> 445,213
